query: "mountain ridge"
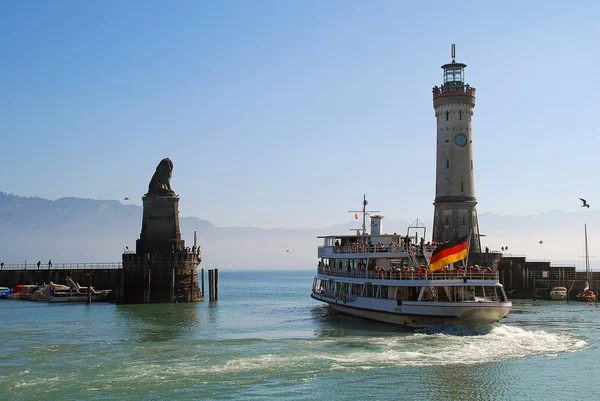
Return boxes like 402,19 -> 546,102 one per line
1,191 -> 598,269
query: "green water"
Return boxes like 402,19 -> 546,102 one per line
0,270 -> 597,400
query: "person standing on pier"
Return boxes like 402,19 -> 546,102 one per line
37,260 -> 41,269
48,259 -> 52,268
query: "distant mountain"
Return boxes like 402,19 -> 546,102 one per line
0,191 -> 598,270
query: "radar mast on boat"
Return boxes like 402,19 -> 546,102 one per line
348,194 -> 380,235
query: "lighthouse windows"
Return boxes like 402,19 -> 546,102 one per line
459,111 -> 462,120
446,159 -> 450,169
461,180 -> 464,192
471,160 -> 473,170
446,111 -> 449,121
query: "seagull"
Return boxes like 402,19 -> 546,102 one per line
501,247 -> 505,251
579,198 -> 590,208
539,240 -> 544,245
124,197 -> 130,201
286,248 -> 292,254
505,246 -> 509,250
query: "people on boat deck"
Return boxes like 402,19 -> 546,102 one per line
318,259 -> 495,278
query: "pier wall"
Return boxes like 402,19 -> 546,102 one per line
498,256 -> 599,299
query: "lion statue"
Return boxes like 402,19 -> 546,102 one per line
147,158 -> 175,195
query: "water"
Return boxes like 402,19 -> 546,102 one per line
0,270 -> 598,400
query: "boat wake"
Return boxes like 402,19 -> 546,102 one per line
181,325 -> 589,377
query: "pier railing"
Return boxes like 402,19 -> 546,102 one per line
317,267 -> 498,281
0,262 -> 123,271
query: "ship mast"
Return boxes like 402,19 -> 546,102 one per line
585,223 -> 590,283
348,194 -> 380,235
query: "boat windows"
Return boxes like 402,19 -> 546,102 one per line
456,286 -> 476,301
484,287 -> 499,301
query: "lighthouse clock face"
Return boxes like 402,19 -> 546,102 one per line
454,134 -> 467,147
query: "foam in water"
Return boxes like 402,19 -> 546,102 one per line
126,324 -> 588,378
5,325 -> 588,390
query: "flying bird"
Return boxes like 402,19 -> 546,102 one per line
124,197 -> 130,201
286,248 -> 292,254
579,198 -> 590,208
539,240 -> 544,245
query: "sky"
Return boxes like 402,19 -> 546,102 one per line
1,1 -> 599,229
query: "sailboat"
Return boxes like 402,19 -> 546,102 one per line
577,224 -> 596,302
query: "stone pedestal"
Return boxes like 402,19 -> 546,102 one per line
136,195 -> 184,255
118,157 -> 204,304
119,253 -> 203,304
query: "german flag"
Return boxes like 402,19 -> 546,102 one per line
429,234 -> 469,272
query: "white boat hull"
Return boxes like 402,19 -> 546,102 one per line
549,292 -> 567,301
311,294 -> 511,328
47,295 -> 109,303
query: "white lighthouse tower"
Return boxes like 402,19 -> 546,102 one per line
432,45 -> 481,253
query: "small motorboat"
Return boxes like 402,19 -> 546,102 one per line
549,287 -> 567,300
0,287 -> 11,298
9,284 -> 39,300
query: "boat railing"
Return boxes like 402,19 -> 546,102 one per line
317,267 -> 498,281
320,245 -> 410,254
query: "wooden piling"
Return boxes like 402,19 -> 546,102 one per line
201,268 -> 205,298
215,268 -> 219,301
208,269 -> 214,301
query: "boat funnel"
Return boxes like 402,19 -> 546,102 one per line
370,215 -> 384,235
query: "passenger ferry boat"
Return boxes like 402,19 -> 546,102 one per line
311,197 -> 512,328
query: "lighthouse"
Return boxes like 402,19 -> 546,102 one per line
432,45 -> 481,253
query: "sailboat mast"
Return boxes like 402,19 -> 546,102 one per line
585,223 -> 590,281
362,194 -> 367,235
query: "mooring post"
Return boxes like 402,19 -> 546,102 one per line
533,277 -> 536,301
87,269 -> 92,304
201,268 -> 205,298
215,268 -> 219,301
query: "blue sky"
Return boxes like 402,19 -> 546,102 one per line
1,1 -> 599,228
